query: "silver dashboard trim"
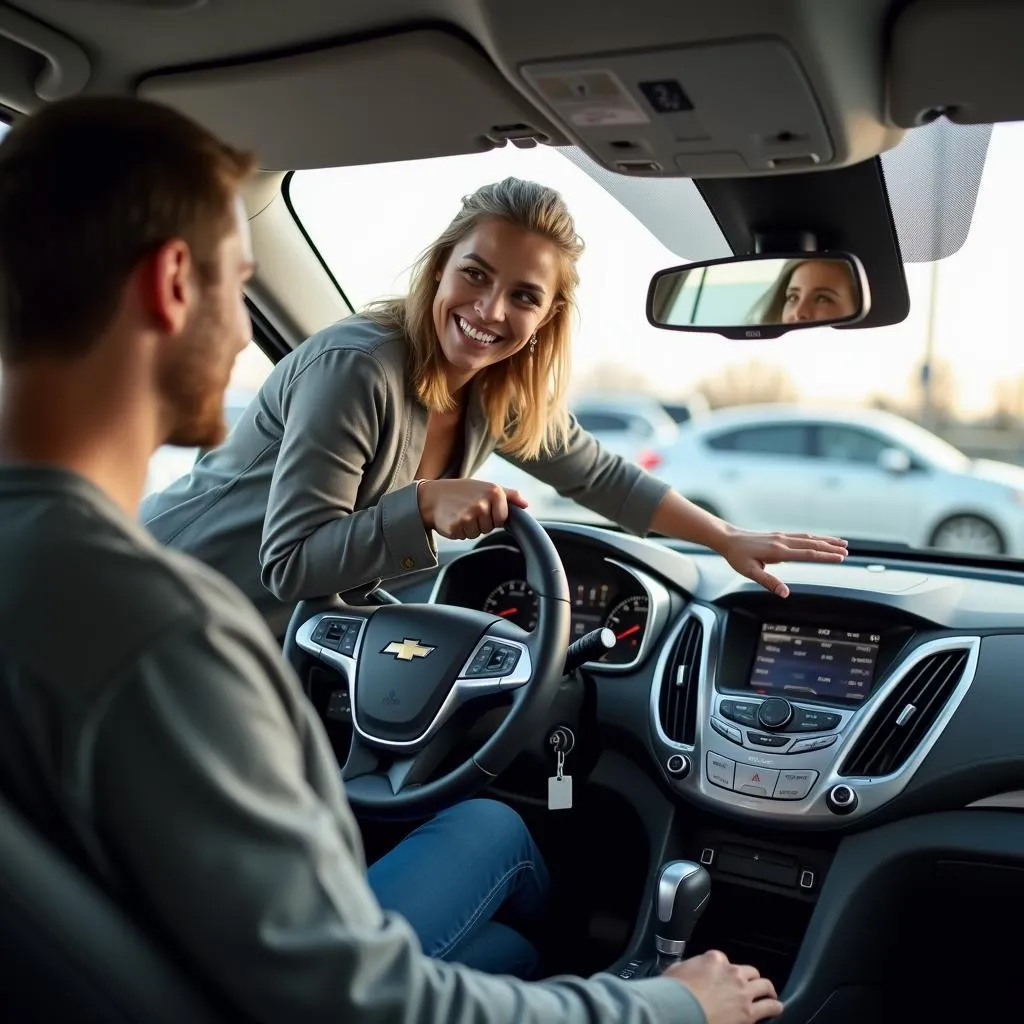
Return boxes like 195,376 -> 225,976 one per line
296,613 -> 531,751
590,558 -> 670,673
649,608 -> 981,824
427,544 -> 668,672
967,791 -> 1024,810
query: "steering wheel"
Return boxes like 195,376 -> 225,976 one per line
284,506 -> 570,820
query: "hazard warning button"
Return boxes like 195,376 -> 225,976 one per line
733,763 -> 779,798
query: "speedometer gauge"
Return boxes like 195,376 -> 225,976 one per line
483,579 -> 539,632
603,595 -> 649,664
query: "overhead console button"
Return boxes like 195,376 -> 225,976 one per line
706,752 -> 736,790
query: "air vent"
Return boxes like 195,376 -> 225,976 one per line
659,616 -> 703,745
840,649 -> 969,778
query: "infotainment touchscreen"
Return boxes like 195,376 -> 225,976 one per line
749,623 -> 880,705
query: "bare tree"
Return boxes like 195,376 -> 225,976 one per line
694,361 -> 799,409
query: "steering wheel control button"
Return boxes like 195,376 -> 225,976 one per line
326,688 -> 351,721
710,716 -> 742,745
826,784 -> 859,815
321,619 -> 352,652
465,641 -> 521,678
734,763 -> 779,798
772,769 -> 818,800
791,707 -> 842,732
746,731 -> 789,749
718,699 -> 759,727
789,733 -> 838,755
706,752 -> 736,790
756,697 -> 793,729
666,753 -> 690,777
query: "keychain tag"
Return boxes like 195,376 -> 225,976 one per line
548,749 -> 573,810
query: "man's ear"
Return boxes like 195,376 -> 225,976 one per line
141,239 -> 194,335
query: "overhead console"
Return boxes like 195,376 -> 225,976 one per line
650,594 -> 980,826
519,39 -> 835,178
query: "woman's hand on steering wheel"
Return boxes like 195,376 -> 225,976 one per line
418,479 -> 529,541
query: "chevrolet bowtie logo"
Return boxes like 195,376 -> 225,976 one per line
382,638 -> 436,661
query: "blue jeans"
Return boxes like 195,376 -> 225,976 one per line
367,798 -> 550,978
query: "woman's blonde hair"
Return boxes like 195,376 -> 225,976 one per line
363,176 -> 584,460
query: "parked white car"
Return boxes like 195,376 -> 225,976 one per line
655,404 -> 1024,555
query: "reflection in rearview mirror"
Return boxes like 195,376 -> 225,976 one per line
647,252 -> 869,340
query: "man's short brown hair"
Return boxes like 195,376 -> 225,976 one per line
0,95 -> 255,362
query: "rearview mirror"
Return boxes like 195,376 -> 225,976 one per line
647,252 -> 870,340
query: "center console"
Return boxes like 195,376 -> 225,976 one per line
650,600 -> 981,825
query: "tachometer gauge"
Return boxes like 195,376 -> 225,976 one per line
603,595 -> 649,664
483,579 -> 539,632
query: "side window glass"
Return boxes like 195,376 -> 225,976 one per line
818,426 -> 889,464
707,425 -> 810,456
144,340 -> 273,497
575,411 -> 631,433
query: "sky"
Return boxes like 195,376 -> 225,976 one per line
289,120 -> 1024,419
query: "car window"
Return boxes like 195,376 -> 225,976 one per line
817,425 -> 890,464
706,425 -> 812,457
575,411 -> 634,433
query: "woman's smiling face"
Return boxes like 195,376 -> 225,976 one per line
432,217 -> 561,384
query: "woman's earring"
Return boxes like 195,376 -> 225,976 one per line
529,333 -> 538,354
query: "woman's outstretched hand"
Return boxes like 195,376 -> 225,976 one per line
417,478 -> 529,541
719,528 -> 848,597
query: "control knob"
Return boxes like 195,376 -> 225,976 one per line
756,696 -> 793,730
826,784 -> 858,815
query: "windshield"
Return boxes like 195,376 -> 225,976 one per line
288,122 -> 1024,561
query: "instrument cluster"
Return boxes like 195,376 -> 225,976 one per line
431,541 -> 666,670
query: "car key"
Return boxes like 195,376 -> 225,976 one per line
548,727 -> 574,811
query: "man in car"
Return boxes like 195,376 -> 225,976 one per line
0,95 -> 782,1024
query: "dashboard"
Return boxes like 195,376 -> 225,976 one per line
303,519 -> 1024,1016
420,522 -> 1024,832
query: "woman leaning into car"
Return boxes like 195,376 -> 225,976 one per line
139,175 -> 847,979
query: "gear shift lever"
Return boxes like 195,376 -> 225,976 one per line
654,860 -> 711,972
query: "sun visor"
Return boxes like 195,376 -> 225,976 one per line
888,0 -> 1024,127
138,29 -> 566,170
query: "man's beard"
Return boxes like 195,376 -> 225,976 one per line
159,297 -> 232,449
